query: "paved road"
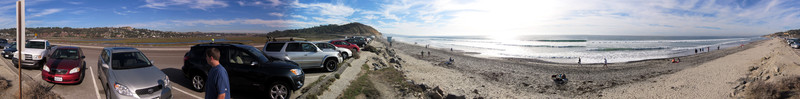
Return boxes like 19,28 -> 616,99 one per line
1,46 -> 331,99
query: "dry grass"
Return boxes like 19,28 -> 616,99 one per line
747,76 -> 800,99
14,82 -> 62,99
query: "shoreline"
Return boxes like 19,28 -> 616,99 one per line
384,36 -> 766,98
391,37 -> 763,64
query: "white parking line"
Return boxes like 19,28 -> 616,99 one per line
88,66 -> 101,99
172,86 -> 202,99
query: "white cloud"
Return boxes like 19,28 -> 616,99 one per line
119,19 -> 308,29
292,1 -> 356,17
238,0 -> 281,7
66,1 -> 82,5
142,0 -> 228,10
30,8 -> 63,18
269,12 -> 284,17
290,15 -> 308,20
171,19 -> 238,26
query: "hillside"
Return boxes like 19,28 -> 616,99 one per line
0,27 -> 190,38
766,29 -> 800,38
266,22 -> 382,39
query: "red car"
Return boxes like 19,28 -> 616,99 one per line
41,46 -> 86,84
330,40 -> 360,52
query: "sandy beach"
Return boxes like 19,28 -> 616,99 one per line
380,36 -> 782,98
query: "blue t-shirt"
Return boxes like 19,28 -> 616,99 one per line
205,64 -> 231,99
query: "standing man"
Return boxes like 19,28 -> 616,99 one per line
577,57 -> 581,65
205,48 -> 230,99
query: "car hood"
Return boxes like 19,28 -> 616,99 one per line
20,48 -> 46,55
46,59 -> 82,69
111,66 -> 166,88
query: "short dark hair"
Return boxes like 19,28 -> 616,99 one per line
206,47 -> 220,60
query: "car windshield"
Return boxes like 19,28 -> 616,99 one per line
51,49 -> 80,59
25,41 -> 45,49
8,43 -> 15,49
111,52 -> 152,69
244,46 -> 269,62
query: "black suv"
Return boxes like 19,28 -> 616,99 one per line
346,38 -> 368,47
181,43 -> 304,98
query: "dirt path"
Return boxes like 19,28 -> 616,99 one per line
318,51 -> 375,99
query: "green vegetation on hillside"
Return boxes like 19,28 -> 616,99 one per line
267,22 -> 381,40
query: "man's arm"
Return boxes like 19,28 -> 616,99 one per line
217,93 -> 225,99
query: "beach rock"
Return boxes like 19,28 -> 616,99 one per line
426,91 -> 443,99
473,97 -> 485,99
444,94 -> 466,99
433,86 -> 444,96
472,89 -> 479,94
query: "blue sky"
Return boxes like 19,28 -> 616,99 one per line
1,0 -> 800,36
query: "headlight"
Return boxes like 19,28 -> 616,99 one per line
290,69 -> 302,75
164,76 -> 170,87
36,55 -> 42,59
284,56 -> 291,60
42,65 -> 50,72
114,83 -> 135,97
68,67 -> 80,74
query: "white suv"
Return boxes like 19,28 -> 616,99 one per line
263,41 -> 343,72
13,39 -> 51,68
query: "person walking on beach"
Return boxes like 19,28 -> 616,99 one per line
427,51 -> 430,56
717,46 -> 720,50
603,58 -> 608,68
205,48 -> 231,99
707,47 -> 710,52
578,57 -> 582,65
421,51 -> 425,58
695,49 -> 698,53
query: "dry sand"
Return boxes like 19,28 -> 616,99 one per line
599,38 -> 795,98
381,36 -> 771,98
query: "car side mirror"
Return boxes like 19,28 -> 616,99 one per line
150,60 -> 155,64
101,64 -> 109,68
250,62 -> 258,66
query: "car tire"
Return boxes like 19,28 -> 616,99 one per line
340,52 -> 348,59
267,81 -> 291,99
191,73 -> 206,92
323,59 -> 338,72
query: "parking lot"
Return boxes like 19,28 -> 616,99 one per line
1,45 -> 331,99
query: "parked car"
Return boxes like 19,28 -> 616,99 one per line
97,47 -> 171,99
788,38 -> 799,45
792,42 -> 800,49
345,38 -> 368,47
3,42 -> 17,59
0,39 -> 8,49
262,41 -> 342,72
13,39 -> 51,68
314,42 -> 352,59
182,43 -> 305,98
329,40 -> 360,52
41,46 -> 86,84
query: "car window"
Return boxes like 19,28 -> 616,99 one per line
228,49 -> 255,65
101,50 -> 109,64
111,52 -> 152,69
286,43 -> 303,52
315,43 -> 332,49
51,49 -> 80,59
301,43 -> 316,52
264,43 -> 284,51
25,41 -> 45,49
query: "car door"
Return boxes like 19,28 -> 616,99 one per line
222,47 -> 262,89
284,43 -> 313,68
303,43 -> 328,67
98,49 -> 110,84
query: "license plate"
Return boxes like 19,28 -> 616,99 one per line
54,76 -> 62,81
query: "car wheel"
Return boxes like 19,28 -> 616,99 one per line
340,52 -> 348,59
267,81 -> 291,99
191,74 -> 206,92
324,59 -> 338,72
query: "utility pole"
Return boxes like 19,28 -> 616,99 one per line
16,0 -> 25,98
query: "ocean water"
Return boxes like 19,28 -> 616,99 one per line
386,34 -> 765,63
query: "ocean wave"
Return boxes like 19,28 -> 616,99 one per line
589,38 -> 749,43
587,47 -> 669,51
534,40 -> 588,42
501,44 -> 586,48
